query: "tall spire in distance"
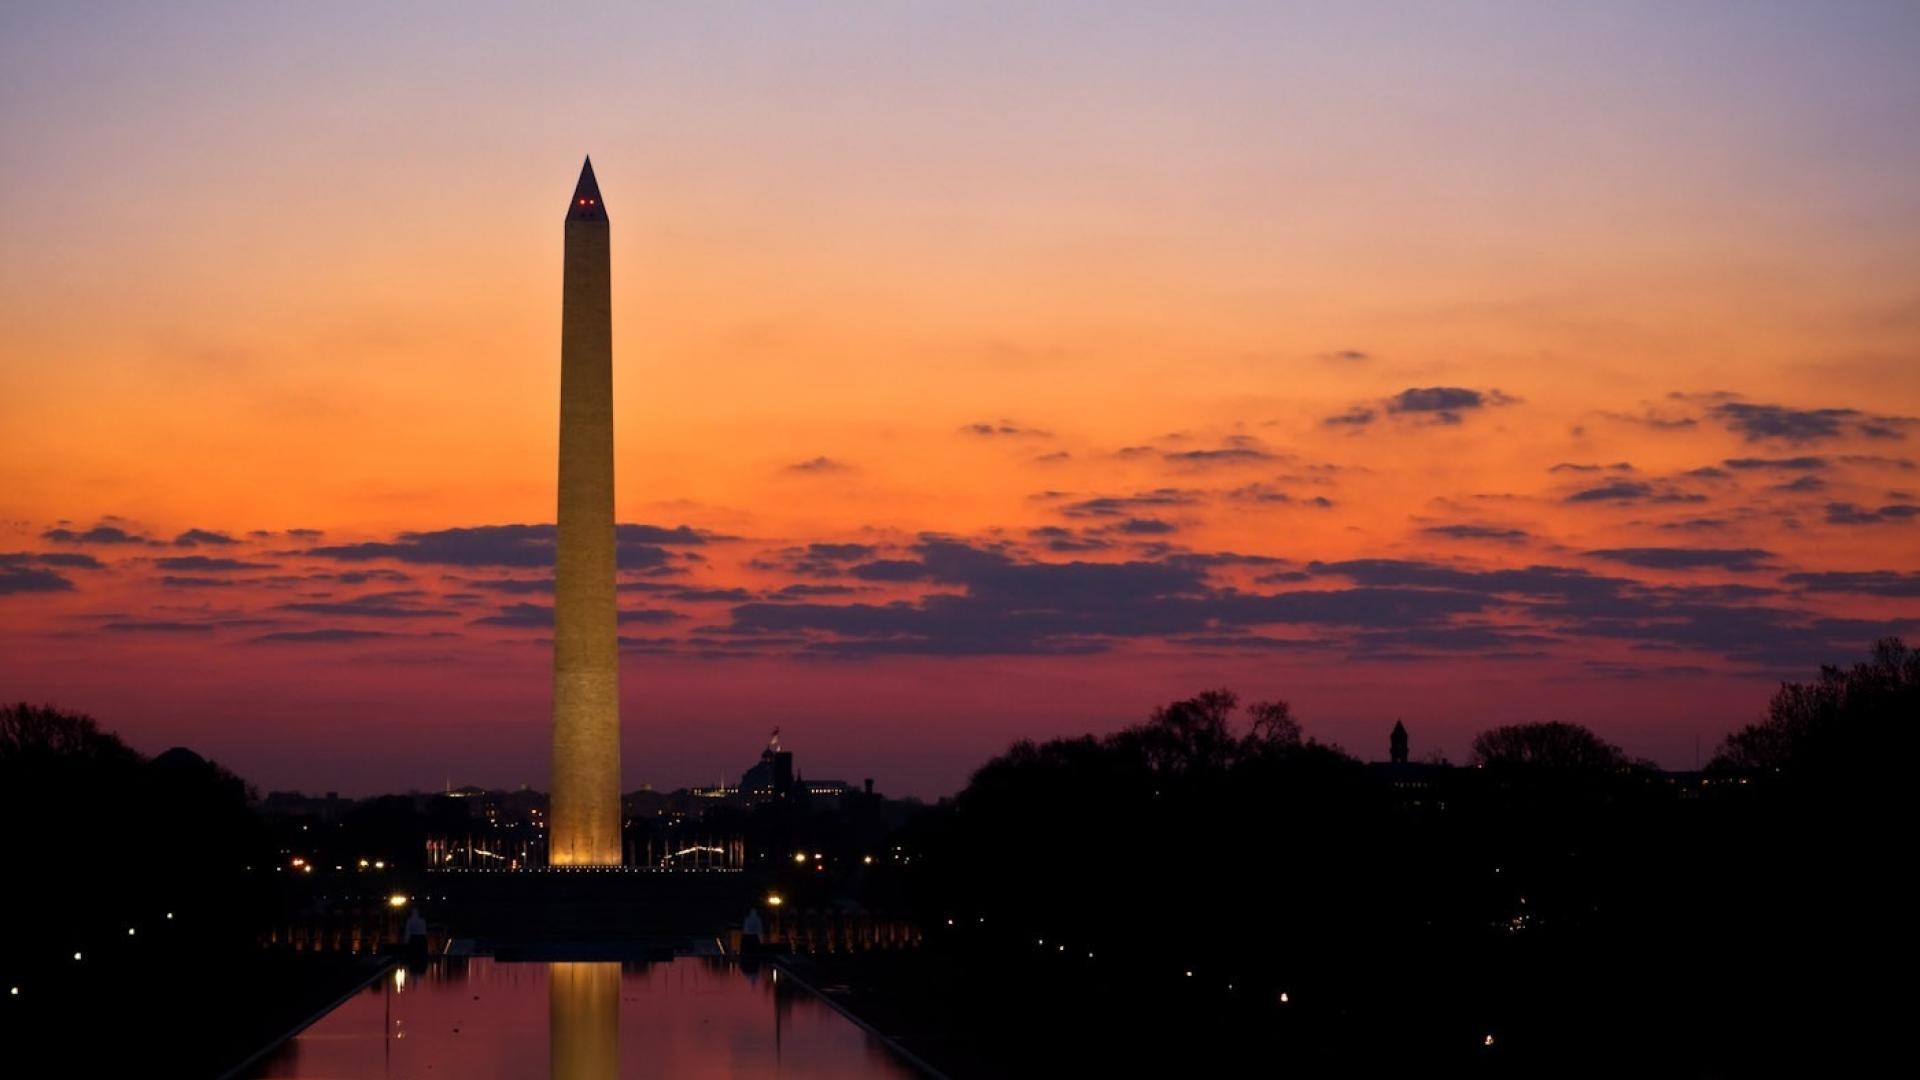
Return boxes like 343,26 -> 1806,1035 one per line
550,154 -> 620,865
567,156 -> 606,222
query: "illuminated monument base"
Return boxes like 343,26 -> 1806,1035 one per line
427,868 -> 753,948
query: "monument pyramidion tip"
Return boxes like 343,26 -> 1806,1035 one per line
567,156 -> 606,222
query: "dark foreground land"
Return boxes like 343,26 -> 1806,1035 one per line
3,640 -> 1912,1075
788,641 -> 1914,1076
3,939 -> 381,1079
793,907 -> 1889,1078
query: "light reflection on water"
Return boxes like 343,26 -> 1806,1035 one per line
246,956 -> 917,1079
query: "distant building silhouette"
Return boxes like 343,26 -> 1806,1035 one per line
691,728 -> 855,800
1390,720 -> 1409,765
739,729 -> 796,798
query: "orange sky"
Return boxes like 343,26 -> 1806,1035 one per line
3,4 -> 1917,795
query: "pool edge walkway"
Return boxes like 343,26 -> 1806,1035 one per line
772,959 -> 953,1080
215,957 -> 396,1080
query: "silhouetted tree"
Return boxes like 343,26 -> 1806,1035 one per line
0,701 -> 142,765
1123,688 -> 1241,774
1710,637 -> 1916,777
1468,720 -> 1633,770
1244,699 -> 1303,753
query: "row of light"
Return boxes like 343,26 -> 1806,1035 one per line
424,866 -> 743,873
791,852 -> 883,866
285,856 -> 390,874
946,911 -> 1497,1049
9,910 -> 178,1001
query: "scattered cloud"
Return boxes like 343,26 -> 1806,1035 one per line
849,559 -> 934,583
786,456 -> 850,473
960,420 -> 1051,438
158,576 -> 241,588
172,528 -> 239,547
1782,571 -> 1920,598
1223,483 -> 1331,507
1322,407 -> 1376,428
0,565 -> 75,595
1772,475 -> 1827,493
1422,524 -> 1529,543
1385,386 -> 1517,424
1027,526 -> 1112,553
42,524 -> 155,545
749,542 -> 885,578
1324,386 -> 1518,429
771,584 -> 860,599
1108,517 -> 1178,536
1,551 -> 103,570
1162,447 -> 1275,466
1838,454 -> 1915,471
1823,502 -> 1920,525
1603,408 -> 1699,431
1061,489 -> 1203,518
304,523 -> 705,570
278,591 -> 459,619
1585,547 -> 1775,572
1707,400 -> 1912,444
153,555 -> 276,572
1564,481 -> 1706,505
461,577 -> 554,595
1723,456 -> 1827,471
250,629 -> 396,644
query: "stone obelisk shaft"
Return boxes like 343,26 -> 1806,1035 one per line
550,158 -> 621,866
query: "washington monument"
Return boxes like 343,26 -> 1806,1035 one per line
549,157 -> 621,865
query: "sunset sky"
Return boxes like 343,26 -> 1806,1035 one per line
4,3 -> 1918,797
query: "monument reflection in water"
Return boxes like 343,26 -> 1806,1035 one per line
550,962 -> 619,1080
247,957 -> 915,1079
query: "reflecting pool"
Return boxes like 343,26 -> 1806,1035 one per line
245,957 -> 918,1079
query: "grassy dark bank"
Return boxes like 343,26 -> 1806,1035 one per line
0,705 -> 382,1078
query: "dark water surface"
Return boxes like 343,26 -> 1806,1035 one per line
245,956 -> 918,1079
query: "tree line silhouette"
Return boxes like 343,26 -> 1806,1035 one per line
839,639 -> 1913,1074
2,639 -> 1911,1074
